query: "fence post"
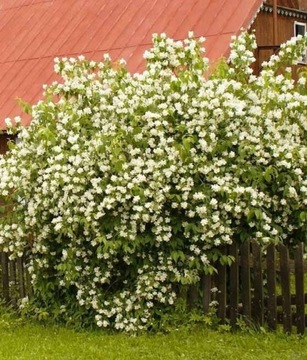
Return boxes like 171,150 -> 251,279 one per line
295,243 -> 305,335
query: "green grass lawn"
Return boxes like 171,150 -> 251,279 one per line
0,315 -> 307,360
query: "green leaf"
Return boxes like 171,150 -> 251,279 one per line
171,250 -> 185,262
16,98 -> 32,115
299,212 -> 307,222
264,168 -> 271,182
254,209 -> 263,220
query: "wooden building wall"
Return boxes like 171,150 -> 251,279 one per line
0,134 -> 15,155
267,0 -> 294,8
266,0 -> 307,10
251,5 -> 307,73
299,0 -> 307,10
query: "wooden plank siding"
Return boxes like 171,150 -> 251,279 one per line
251,4 -> 307,74
266,0 -> 307,10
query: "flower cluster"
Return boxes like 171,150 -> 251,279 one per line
0,31 -> 306,331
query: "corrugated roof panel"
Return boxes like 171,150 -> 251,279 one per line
17,58 -> 52,102
207,0 -> 243,36
0,5 -> 16,33
91,48 -> 124,64
194,0 -> 227,36
1,59 -> 38,108
117,46 -> 139,65
96,0 -> 156,52
25,2 -> 88,59
140,0 -> 186,41
205,33 -> 234,62
6,5 -> 52,62
170,0 -> 212,39
127,45 -> 152,74
57,2 -> 109,56
0,0 -> 264,129
118,0 -> 161,47
162,0 -> 202,39
101,0 -> 150,51
66,1 -> 111,55
0,57 -> 56,128
0,10 -> 27,62
0,1 -> 25,11
101,0 -> 154,51
0,61 -> 18,99
138,0 -> 180,44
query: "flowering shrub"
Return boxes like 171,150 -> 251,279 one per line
0,31 -> 306,332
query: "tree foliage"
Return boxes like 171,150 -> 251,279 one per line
0,31 -> 306,331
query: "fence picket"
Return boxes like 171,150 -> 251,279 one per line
9,260 -> 17,308
252,240 -> 264,326
278,243 -> 292,334
216,248 -> 227,323
25,264 -> 33,299
1,252 -> 10,304
187,284 -> 198,309
295,243 -> 305,335
229,242 -> 239,326
0,242 -> 305,334
266,244 -> 277,331
241,241 -> 251,320
17,256 -> 26,299
201,273 -> 212,314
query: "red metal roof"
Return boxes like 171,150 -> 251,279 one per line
0,0 -> 263,129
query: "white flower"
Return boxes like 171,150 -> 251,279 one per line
4,118 -> 12,127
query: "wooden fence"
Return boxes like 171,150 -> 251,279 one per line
188,241 -> 307,335
0,241 -> 306,334
0,252 -> 32,308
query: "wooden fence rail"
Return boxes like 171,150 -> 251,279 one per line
0,241 -> 306,334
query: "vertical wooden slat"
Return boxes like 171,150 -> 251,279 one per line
241,241 -> 251,320
187,284 -> 198,309
267,244 -> 277,331
279,243 -> 292,334
1,252 -> 10,304
252,241 -> 264,326
229,242 -> 239,327
201,273 -> 212,314
17,257 -> 26,299
25,263 -> 33,299
295,243 -> 305,335
9,260 -> 17,308
216,248 -> 227,323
